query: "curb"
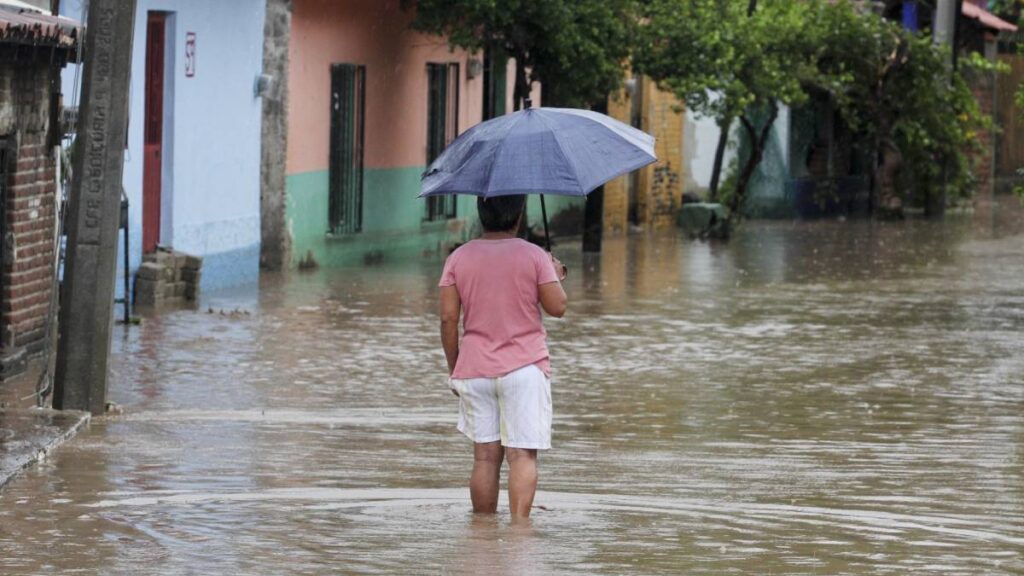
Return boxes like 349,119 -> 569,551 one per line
0,409 -> 91,491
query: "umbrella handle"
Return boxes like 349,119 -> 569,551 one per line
540,194 -> 551,252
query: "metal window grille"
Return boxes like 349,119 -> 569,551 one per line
329,63 -> 366,234
426,62 -> 459,221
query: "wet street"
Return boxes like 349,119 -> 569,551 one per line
1,199 -> 1023,575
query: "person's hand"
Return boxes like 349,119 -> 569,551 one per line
550,254 -> 567,282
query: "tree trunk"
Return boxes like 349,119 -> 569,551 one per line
869,133 -> 881,214
513,51 -> 530,111
708,116 -> 731,201
707,0 -> 756,205
731,104 -> 778,217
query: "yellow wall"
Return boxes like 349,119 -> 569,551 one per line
604,76 -> 685,234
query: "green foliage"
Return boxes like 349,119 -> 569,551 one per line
635,0 -> 817,122
403,0 -> 636,107
990,0 -> 1024,19
636,0 -> 990,212
812,3 -> 989,204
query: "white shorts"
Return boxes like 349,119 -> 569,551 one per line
449,364 -> 552,450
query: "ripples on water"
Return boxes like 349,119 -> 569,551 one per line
1,203 -> 1022,574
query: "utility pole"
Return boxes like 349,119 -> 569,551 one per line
53,0 -> 137,415
930,0 -> 958,217
934,0 -> 958,56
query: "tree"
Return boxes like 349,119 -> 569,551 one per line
811,2 -> 990,213
403,0 -> 637,109
406,0 -> 638,254
635,0 -> 819,216
989,0 -> 1023,21
636,0 -> 989,218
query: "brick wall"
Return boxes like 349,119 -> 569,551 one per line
645,83 -> 684,229
0,59 -> 57,365
603,76 -> 685,232
604,87 -> 631,235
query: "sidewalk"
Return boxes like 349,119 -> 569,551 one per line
0,360 -> 90,490
0,409 -> 89,490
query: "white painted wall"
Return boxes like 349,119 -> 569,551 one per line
128,0 -> 265,290
684,110 -> 733,191
62,0 -> 266,294
683,96 -> 790,198
3,0 -> 49,12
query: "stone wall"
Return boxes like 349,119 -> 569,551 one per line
0,60 -> 58,376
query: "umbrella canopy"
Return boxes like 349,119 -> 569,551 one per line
419,107 -> 657,199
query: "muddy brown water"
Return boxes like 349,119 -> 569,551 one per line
1,201 -> 1022,574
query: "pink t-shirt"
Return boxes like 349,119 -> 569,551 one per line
439,238 -> 560,379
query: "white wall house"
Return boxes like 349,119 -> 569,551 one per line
62,0 -> 266,295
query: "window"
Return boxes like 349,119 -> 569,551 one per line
425,62 -> 459,221
329,63 -> 366,234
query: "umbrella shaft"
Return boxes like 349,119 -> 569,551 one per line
540,195 -> 551,251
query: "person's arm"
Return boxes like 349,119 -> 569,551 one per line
440,285 -> 461,375
539,282 -> 567,318
539,253 -> 567,318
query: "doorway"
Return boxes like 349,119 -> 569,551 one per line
143,12 -> 167,253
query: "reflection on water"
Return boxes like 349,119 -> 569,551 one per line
1,198 -> 1022,574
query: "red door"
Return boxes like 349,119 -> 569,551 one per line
143,13 -> 166,254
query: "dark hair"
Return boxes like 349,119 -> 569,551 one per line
477,195 -> 525,232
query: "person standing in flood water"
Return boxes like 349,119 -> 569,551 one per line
438,195 -> 568,520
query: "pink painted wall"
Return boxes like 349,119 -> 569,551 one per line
288,0 -> 491,174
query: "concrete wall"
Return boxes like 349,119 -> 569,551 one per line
684,105 -> 738,195
286,0 -> 566,267
682,98 -> 793,219
743,106 -> 793,218
14,0 -> 50,11
62,0 -> 266,295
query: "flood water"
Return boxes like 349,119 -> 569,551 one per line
1,199 -> 1023,574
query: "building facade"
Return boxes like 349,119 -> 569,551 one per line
604,75 -> 687,235
61,0 -> 266,297
275,0 -> 565,269
0,2 -> 78,378
738,0 -> 1018,219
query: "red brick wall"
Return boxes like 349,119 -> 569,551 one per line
3,132 -> 55,354
1,60 -> 57,359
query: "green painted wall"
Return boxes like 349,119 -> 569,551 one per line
286,167 -> 584,267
